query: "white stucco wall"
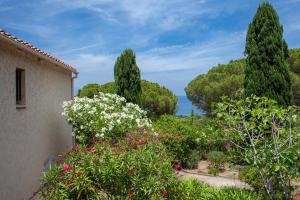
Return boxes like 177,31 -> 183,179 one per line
0,39 -> 73,199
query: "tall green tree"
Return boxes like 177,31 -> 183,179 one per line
114,48 -> 142,104
244,2 -> 292,106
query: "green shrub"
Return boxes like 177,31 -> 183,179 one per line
154,115 -> 199,167
40,132 -> 177,200
208,167 -> 219,176
239,166 -> 265,194
186,150 -> 200,169
207,151 -> 226,170
174,178 -> 262,200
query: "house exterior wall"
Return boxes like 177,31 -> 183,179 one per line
0,39 -> 73,199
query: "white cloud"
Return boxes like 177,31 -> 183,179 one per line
68,31 -> 246,94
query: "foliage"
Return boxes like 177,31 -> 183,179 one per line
186,150 -> 200,169
208,167 -> 219,176
244,2 -> 292,106
186,53 -> 300,111
153,115 -> 199,167
180,116 -> 230,157
77,80 -> 177,118
141,80 -> 177,118
62,93 -> 152,144
40,132 -> 177,200
239,166 -> 265,194
216,95 -> 300,200
174,178 -> 262,200
114,48 -> 142,105
288,48 -> 300,73
185,59 -> 245,111
207,151 -> 227,170
77,83 -> 102,98
154,115 -> 231,166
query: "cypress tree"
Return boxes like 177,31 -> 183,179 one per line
244,2 -> 292,106
114,48 -> 142,105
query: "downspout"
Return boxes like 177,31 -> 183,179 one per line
71,72 -> 78,146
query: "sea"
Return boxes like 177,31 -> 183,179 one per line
176,96 -> 205,116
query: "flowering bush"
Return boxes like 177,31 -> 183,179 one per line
62,92 -> 152,143
40,131 -> 177,199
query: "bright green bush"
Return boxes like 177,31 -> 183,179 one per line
207,151 -> 226,170
62,93 -> 152,144
174,178 -> 262,200
40,132 -> 177,200
208,167 -> 219,176
153,115 -> 199,167
239,166 -> 265,194
154,115 -> 232,167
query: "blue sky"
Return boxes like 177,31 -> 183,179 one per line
1,0 -> 300,95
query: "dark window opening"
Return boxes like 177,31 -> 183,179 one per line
16,68 -> 25,105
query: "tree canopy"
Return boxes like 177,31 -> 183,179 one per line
244,2 -> 292,106
114,48 -> 142,105
185,49 -> 300,111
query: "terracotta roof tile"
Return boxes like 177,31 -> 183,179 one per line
0,29 -> 77,74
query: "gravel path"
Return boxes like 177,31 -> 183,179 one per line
178,170 -> 252,190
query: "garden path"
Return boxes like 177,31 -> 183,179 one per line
178,170 -> 252,190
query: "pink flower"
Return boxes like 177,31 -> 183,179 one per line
173,164 -> 181,170
63,165 -> 72,172
162,189 -> 168,197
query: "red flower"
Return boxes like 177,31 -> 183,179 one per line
76,171 -> 81,176
159,178 -> 163,183
162,189 -> 168,197
71,145 -> 80,152
87,146 -> 94,152
63,165 -> 72,172
173,164 -> 181,170
176,171 -> 179,175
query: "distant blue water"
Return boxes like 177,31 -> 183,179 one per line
176,96 -> 205,116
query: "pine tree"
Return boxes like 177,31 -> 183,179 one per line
114,48 -> 142,105
244,2 -> 292,106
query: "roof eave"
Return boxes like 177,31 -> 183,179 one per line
0,33 -> 78,76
